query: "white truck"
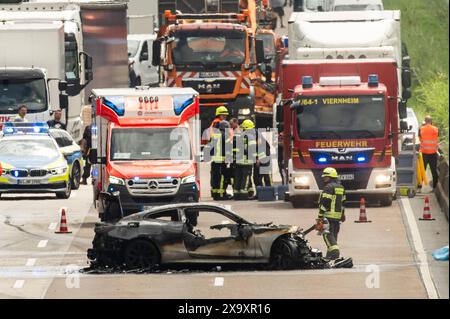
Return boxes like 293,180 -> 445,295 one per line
127,0 -> 158,34
287,10 -> 411,101
0,22 -> 67,127
0,0 -> 129,141
293,0 -> 333,12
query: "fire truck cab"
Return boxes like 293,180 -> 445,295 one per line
90,87 -> 201,221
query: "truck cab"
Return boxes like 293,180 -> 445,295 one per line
90,87 -> 201,221
331,0 -> 384,11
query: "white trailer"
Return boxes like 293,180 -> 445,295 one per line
0,23 -> 66,125
287,10 -> 411,101
0,0 -> 129,141
127,0 -> 158,34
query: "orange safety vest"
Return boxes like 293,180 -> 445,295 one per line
420,124 -> 439,154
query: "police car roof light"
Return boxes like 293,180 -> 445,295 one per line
2,122 -> 49,135
368,74 -> 379,87
302,76 -> 313,89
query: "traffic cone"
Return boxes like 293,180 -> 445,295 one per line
55,208 -> 72,234
419,196 -> 435,221
355,198 -> 372,223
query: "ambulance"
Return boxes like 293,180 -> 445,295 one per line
90,87 -> 201,221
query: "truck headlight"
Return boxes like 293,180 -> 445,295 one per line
294,176 -> 310,186
238,108 -> 251,116
375,174 -> 391,184
50,167 -> 67,175
181,175 -> 196,184
109,176 -> 125,186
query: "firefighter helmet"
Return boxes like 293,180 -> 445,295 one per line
322,167 -> 338,179
215,106 -> 229,116
241,119 -> 255,130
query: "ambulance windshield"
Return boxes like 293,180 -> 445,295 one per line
110,127 -> 191,161
296,95 -> 386,140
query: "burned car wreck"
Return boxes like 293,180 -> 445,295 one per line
87,202 -> 352,271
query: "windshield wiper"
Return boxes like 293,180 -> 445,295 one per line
354,130 -> 378,138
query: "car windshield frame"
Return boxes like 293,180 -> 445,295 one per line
0,138 -> 60,160
296,94 -> 387,140
0,77 -> 48,114
170,29 -> 246,68
109,127 -> 192,161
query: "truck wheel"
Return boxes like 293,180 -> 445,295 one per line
290,197 -> 303,208
56,182 -> 71,199
71,162 -> 81,190
124,239 -> 160,270
379,195 -> 393,207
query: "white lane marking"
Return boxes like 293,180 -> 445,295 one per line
401,198 -> 439,299
13,280 -> 25,289
214,277 -> 224,287
26,258 -> 36,267
37,240 -> 48,248
48,223 -> 57,230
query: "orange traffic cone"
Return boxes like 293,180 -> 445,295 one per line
419,196 -> 435,221
355,198 -> 372,223
55,208 -> 72,234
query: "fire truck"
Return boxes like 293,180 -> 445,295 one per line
278,11 -> 412,207
90,87 -> 201,221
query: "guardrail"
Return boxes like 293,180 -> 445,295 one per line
435,155 -> 449,220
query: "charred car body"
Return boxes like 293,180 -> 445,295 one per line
88,201 -> 352,270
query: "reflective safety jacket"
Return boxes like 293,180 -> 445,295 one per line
318,181 -> 346,221
419,124 -> 439,154
256,130 -> 271,167
209,129 -> 232,163
233,129 -> 257,166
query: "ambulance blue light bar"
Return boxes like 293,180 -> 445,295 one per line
2,122 -> 49,135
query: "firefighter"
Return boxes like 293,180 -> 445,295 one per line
210,106 -> 229,130
317,167 -> 346,260
254,129 -> 273,190
209,120 -> 233,200
233,119 -> 257,200
419,115 -> 440,189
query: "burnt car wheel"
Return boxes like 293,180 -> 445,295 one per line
124,239 -> 160,270
270,237 -> 298,270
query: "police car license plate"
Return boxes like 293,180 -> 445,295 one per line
339,174 -> 355,181
17,179 -> 42,185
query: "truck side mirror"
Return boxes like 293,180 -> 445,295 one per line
59,93 -> 69,110
402,88 -> 412,101
80,52 -> 94,83
400,120 -> 409,132
398,100 -> 407,119
152,39 -> 161,67
402,69 -> 412,89
58,81 -> 68,92
255,39 -> 265,64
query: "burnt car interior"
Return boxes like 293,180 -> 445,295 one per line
144,209 -> 180,222
182,207 -> 252,252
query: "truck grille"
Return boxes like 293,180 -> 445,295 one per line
125,177 -> 180,197
183,79 -> 236,95
312,168 -> 373,191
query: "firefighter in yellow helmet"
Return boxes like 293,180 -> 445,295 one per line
317,167 -> 346,260
233,119 -> 257,200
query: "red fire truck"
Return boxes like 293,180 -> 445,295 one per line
90,87 -> 201,221
281,59 -> 408,207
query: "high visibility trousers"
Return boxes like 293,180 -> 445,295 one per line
253,163 -> 273,188
211,162 -> 226,199
233,165 -> 252,200
323,219 -> 340,260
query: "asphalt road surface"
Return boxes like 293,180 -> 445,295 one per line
0,161 -> 447,299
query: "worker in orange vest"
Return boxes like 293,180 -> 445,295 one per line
419,115 -> 440,189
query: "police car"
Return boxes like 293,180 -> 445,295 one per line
49,128 -> 84,190
0,123 -> 71,199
